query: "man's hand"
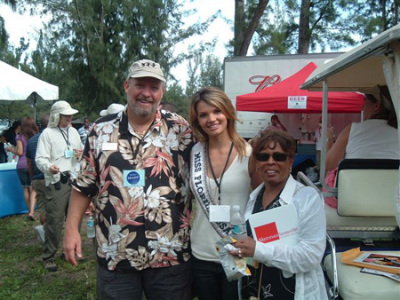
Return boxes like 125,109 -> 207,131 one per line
63,227 -> 83,266
73,148 -> 83,159
49,165 -> 60,174
64,189 -> 92,266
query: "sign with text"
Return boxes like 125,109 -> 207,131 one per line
288,96 -> 307,109
249,204 -> 299,247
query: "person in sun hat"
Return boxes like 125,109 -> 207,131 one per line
99,103 -> 125,116
36,100 -> 83,272
64,59 -> 194,300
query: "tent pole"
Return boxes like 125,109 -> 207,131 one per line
320,80 -> 336,196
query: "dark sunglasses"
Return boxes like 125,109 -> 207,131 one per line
254,152 -> 288,162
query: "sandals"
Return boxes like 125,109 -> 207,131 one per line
26,215 -> 36,221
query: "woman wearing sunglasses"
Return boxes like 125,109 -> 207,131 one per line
233,129 -> 327,300
189,87 -> 261,300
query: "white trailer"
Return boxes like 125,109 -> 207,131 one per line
223,53 -> 344,138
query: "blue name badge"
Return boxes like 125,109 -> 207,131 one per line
64,149 -> 74,158
123,170 -> 145,187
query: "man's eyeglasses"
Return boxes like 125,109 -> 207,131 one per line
254,152 -> 288,162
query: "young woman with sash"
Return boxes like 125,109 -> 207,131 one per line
189,87 -> 260,300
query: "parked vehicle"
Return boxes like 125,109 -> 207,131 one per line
301,24 -> 400,300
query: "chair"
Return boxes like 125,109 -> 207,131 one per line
323,159 -> 400,299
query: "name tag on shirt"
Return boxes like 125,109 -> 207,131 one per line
123,170 -> 145,187
64,149 -> 74,158
102,143 -> 118,151
209,205 -> 231,222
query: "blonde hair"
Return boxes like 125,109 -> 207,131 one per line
190,86 -> 247,159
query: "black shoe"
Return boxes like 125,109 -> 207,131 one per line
43,260 -> 57,272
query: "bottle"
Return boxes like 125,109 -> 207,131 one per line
34,225 -> 45,244
230,205 -> 247,239
86,214 -> 96,238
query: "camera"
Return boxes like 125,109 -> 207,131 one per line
54,181 -> 61,190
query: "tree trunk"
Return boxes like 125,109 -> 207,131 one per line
234,0 -> 269,56
234,0 -> 245,56
298,0 -> 311,54
381,0 -> 388,30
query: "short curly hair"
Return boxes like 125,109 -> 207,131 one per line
252,129 -> 296,159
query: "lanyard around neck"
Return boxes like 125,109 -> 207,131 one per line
58,126 -> 70,148
208,142 -> 234,203
127,121 -> 154,166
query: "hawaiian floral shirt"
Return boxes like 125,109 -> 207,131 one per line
72,108 -> 193,271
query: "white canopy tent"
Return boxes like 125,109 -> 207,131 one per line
0,60 -> 59,119
301,24 -> 400,227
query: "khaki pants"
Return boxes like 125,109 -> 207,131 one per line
32,179 -> 46,215
42,181 -> 72,262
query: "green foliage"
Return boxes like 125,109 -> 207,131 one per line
343,0 -> 400,42
0,101 -> 48,122
184,42 -> 223,98
3,0 -> 400,121
253,3 -> 297,54
0,15 -> 9,52
163,82 -> 191,120
252,0 -> 359,54
252,0 -> 400,55
20,0 -> 211,119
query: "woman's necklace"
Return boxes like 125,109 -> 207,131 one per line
207,142 -> 234,203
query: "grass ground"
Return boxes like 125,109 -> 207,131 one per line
0,213 -> 97,300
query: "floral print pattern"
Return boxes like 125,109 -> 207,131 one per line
72,109 -> 193,271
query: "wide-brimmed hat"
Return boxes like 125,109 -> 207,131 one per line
48,100 -> 78,127
126,59 -> 165,82
100,103 -> 125,116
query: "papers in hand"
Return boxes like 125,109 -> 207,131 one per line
248,204 -> 299,246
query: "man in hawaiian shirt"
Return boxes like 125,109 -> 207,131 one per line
63,59 -> 194,299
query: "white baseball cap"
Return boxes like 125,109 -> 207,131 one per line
100,103 -> 125,116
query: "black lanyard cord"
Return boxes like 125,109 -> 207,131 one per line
208,142 -> 234,203
127,121 -> 154,166
58,127 -> 71,148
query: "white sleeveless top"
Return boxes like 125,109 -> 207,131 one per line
190,143 -> 252,262
346,119 -> 399,159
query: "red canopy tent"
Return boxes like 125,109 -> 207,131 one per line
236,62 -> 365,113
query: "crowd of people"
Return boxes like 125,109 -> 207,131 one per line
1,58 -> 398,300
